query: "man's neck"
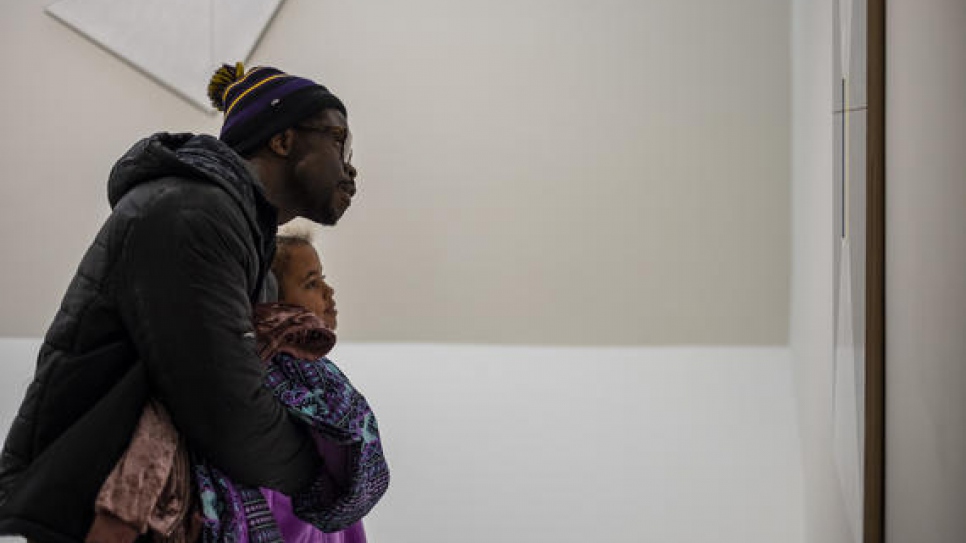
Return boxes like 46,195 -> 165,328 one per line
245,156 -> 295,224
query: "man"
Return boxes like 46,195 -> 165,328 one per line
0,63 -> 358,543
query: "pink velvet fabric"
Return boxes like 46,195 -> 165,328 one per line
87,400 -> 198,543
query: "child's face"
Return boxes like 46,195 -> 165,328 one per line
279,242 -> 337,330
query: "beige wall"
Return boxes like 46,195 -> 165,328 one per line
885,0 -> 966,541
0,0 -> 790,345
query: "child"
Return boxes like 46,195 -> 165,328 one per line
87,224 -> 387,543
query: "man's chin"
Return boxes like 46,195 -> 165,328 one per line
329,204 -> 350,224
309,207 -> 343,226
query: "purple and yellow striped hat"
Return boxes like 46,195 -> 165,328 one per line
207,62 -> 346,156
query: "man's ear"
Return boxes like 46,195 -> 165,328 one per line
268,129 -> 295,157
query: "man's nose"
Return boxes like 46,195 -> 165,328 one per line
344,162 -> 358,179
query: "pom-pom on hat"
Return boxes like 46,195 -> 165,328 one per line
208,62 -> 346,156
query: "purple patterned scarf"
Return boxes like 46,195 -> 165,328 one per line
193,304 -> 389,543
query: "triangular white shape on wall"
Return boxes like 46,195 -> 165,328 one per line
46,0 -> 285,112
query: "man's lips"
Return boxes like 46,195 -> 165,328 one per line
338,181 -> 357,197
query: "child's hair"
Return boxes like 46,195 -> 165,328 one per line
273,218 -> 318,298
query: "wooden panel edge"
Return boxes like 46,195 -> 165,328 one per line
864,0 -> 886,542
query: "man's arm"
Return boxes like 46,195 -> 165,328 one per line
114,188 -> 319,494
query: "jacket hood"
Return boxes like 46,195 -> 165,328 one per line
108,133 -> 255,208
106,132 -> 278,258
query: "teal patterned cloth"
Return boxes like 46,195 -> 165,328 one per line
194,304 -> 389,543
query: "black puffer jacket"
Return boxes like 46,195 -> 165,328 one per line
0,133 -> 320,543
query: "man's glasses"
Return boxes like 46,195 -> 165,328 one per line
293,125 -> 353,165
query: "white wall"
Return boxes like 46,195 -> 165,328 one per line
789,0 -> 854,542
0,0 -> 790,346
0,340 -> 802,543
885,1 -> 966,541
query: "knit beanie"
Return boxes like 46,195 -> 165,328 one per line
208,62 -> 347,156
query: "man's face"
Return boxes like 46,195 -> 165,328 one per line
278,242 -> 338,329
285,109 -> 357,225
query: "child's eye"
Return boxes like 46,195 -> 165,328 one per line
305,280 -> 319,289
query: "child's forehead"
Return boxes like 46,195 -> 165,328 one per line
286,241 -> 323,268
